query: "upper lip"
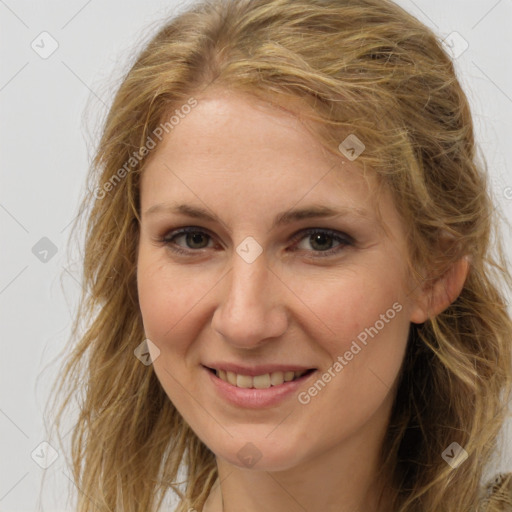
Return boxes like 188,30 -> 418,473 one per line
203,363 -> 316,377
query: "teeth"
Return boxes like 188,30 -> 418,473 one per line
270,371 -> 285,386
284,371 -> 295,382
236,374 -> 253,388
253,374 -> 271,389
214,369 -> 309,388
226,371 -> 237,386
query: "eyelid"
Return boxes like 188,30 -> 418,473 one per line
289,227 -> 354,245
160,226 -> 218,253
159,226 -> 354,258
287,228 -> 354,258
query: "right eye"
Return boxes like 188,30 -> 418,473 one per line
160,227 -> 216,255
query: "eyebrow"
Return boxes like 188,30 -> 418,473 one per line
143,202 -> 369,230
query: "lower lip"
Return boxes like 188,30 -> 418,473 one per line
204,366 -> 317,408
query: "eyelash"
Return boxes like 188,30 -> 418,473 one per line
159,226 -> 354,259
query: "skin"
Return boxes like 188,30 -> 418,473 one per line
136,88 -> 468,512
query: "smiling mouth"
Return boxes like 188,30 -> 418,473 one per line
205,367 -> 316,389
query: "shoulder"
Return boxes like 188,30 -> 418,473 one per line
479,473 -> 512,510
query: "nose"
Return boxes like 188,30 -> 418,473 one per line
211,249 -> 289,349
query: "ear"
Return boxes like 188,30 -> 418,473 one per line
409,256 -> 471,324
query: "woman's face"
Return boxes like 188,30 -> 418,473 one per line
136,89 -> 423,471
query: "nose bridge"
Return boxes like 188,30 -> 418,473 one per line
230,253 -> 268,308
212,248 -> 287,346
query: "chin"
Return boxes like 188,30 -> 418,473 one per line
213,435 -> 308,472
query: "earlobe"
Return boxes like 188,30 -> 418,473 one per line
410,256 -> 471,324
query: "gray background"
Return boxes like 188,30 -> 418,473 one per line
1,0 -> 511,510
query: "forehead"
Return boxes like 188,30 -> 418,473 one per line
148,91 -> 332,171
143,92 -> 371,194
139,89 -> 396,233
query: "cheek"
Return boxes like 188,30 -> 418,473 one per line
295,272 -> 409,443
301,266 -> 408,354
136,250 -> 225,366
136,251 -> 199,347
137,259 -> 169,341
296,264 -> 411,416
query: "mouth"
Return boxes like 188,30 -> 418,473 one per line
204,366 -> 316,389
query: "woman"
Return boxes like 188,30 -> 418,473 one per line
51,0 -> 512,510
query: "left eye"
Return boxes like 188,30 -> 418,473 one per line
290,229 -> 353,256
161,227 -> 353,258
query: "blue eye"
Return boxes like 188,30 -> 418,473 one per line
160,227 -> 353,258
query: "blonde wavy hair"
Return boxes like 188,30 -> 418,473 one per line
50,0 -> 512,510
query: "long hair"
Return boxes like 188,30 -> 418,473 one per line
49,0 -> 512,510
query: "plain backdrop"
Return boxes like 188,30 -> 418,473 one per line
1,0 -> 511,510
